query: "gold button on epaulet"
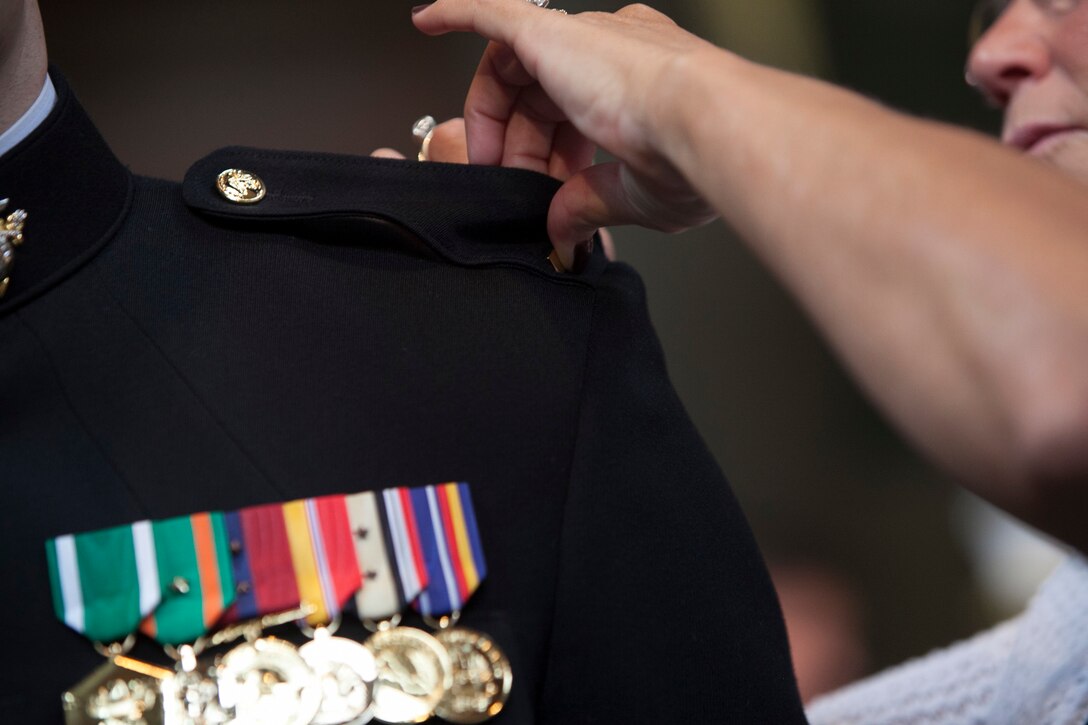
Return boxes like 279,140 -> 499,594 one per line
216,168 -> 266,204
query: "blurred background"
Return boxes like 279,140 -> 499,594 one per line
39,0 -> 1065,702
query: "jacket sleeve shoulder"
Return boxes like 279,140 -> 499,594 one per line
541,262 -> 807,723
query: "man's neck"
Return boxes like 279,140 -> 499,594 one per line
0,1 -> 48,137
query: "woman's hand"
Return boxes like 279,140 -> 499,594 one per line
372,116 -> 617,258
373,118 -> 470,163
412,1 -> 719,269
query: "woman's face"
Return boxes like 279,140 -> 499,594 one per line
968,0 -> 1088,182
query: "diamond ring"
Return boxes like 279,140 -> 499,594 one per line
412,115 -> 437,162
526,0 -> 567,13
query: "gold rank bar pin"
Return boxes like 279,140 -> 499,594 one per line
0,198 -> 28,299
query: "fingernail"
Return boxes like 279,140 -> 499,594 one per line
571,238 -> 594,275
412,3 -> 433,15
548,249 -> 568,273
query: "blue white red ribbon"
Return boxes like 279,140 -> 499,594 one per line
406,483 -> 487,617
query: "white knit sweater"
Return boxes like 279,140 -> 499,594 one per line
806,556 -> 1088,725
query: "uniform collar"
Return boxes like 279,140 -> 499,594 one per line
0,68 -> 132,314
0,74 -> 56,158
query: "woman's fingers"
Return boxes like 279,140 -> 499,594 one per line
548,163 -> 640,268
427,118 -> 470,163
501,108 -> 558,175
464,41 -> 537,166
548,121 -> 596,181
413,0 -> 542,46
599,227 -> 616,261
548,161 -> 718,267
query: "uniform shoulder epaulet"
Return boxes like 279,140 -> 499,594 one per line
183,146 -> 582,277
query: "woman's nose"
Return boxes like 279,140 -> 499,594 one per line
967,2 -> 1054,106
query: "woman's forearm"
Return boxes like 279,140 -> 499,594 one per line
660,49 -> 1088,540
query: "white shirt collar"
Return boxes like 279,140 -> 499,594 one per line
0,74 -> 57,159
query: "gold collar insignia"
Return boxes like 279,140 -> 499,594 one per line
0,198 -> 27,298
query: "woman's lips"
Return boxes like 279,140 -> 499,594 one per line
1006,124 -> 1087,155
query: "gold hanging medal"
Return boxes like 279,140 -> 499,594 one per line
398,484 -> 513,723
363,617 -> 452,724
160,642 -> 234,724
428,614 -> 513,724
146,607 -> 313,725
214,636 -> 321,725
63,644 -> 173,725
298,619 -> 378,725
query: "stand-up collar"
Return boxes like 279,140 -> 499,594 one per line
0,75 -> 56,158
0,69 -> 131,314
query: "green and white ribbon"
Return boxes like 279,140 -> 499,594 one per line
45,520 -> 163,644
